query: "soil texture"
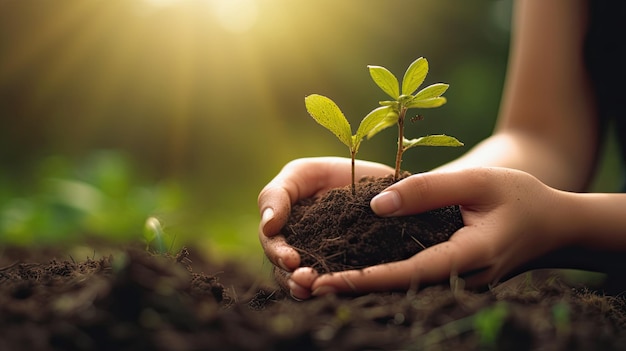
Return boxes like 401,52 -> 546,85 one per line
283,175 -> 464,273
0,246 -> 625,350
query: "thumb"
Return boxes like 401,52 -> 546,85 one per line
371,168 -> 500,217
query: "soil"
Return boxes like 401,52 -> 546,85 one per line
0,245 -> 625,350
283,175 -> 464,273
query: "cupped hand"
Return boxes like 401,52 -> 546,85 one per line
290,167 -> 574,299
257,157 -> 393,294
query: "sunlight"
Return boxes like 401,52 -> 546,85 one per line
141,0 -> 182,8
208,0 -> 259,34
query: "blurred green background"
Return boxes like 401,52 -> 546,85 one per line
0,0 -> 621,267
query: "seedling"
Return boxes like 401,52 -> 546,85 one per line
143,216 -> 166,254
304,94 -> 392,194
305,57 -> 463,191
368,57 -> 463,180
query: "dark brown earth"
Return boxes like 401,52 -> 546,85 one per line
283,175 -> 464,273
0,246 -> 625,350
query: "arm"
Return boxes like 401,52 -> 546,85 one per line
440,0 -> 598,191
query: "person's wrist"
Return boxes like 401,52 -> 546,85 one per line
549,190 -> 585,248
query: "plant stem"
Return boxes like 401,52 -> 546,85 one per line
394,107 -> 408,180
351,151 -> 356,195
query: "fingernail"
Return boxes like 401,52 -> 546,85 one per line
277,257 -> 289,271
261,208 -> 274,230
289,291 -> 304,301
287,280 -> 305,301
311,286 -> 336,296
371,190 -> 400,216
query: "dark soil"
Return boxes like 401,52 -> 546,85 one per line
0,246 -> 625,350
283,175 -> 464,273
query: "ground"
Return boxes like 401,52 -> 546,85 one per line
0,245 -> 625,351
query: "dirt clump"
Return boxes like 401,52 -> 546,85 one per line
283,175 -> 463,273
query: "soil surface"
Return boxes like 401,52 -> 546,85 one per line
1,246 -> 625,350
283,175 -> 464,273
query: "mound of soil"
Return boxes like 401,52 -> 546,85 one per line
0,246 -> 625,350
283,175 -> 464,273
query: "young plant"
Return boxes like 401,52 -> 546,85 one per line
367,57 -> 463,180
304,94 -> 392,194
143,216 -> 166,254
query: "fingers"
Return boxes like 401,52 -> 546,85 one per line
289,267 -> 319,300
258,158 -> 344,237
309,230 -> 496,295
371,168 -> 509,217
258,227 -> 300,271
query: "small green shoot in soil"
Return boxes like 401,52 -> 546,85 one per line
304,57 -> 463,189
144,216 -> 166,254
368,57 -> 463,180
305,94 -> 392,194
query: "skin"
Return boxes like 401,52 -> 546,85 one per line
258,0 -> 626,300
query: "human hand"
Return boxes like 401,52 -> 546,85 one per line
257,157 -> 394,294
289,167 -> 574,299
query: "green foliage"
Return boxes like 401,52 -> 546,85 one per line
403,135 -> 464,150
305,57 -> 463,185
474,302 -> 509,348
552,301 -> 571,336
412,302 -> 509,350
305,94 -> 392,155
369,57 -> 463,179
304,94 -> 353,147
305,94 -> 391,193
0,151 -> 183,247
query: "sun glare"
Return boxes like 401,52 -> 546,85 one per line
208,0 -> 259,34
141,0 -> 258,33
142,0 -> 181,8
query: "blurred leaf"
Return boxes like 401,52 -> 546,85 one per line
46,179 -> 105,213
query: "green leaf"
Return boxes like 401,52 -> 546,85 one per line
402,135 -> 464,150
414,83 -> 449,100
402,57 -> 429,96
368,65 -> 399,99
405,96 -> 447,109
305,94 -> 353,148
379,100 -> 399,108
366,109 -> 399,139
354,106 -> 393,145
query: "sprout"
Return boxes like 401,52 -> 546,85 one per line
304,57 -> 463,187
367,57 -> 463,180
143,216 -> 165,254
305,94 -> 391,194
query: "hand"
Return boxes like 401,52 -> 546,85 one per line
257,157 -> 394,295
290,167 -> 575,299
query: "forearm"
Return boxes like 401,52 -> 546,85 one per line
435,131 -> 591,191
561,192 -> 626,252
436,0 -> 598,193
